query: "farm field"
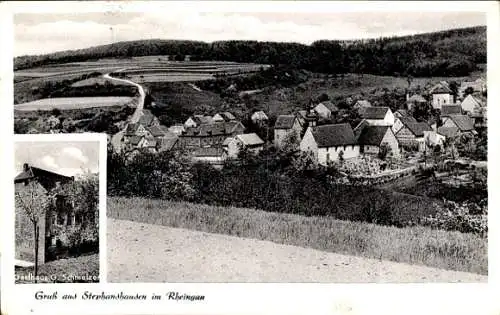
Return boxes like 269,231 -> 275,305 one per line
107,197 -> 487,275
14,96 -> 135,111
107,218 -> 486,282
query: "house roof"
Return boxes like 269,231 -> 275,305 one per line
461,94 -> 486,108
357,125 -> 392,146
128,135 -> 144,145
360,106 -> 390,120
404,122 -> 433,137
192,147 -> 226,157
437,126 -> 459,138
14,164 -> 73,183
310,123 -> 357,148
182,122 -> 227,137
191,115 -> 214,125
355,100 -> 372,107
125,123 -> 140,135
236,133 -> 264,147
251,110 -> 269,120
407,94 -> 427,103
138,111 -> 157,126
158,137 -> 178,151
225,120 -> 245,134
274,115 -> 296,129
316,101 -> 339,112
430,82 -> 452,94
448,115 -> 474,131
441,105 -> 462,116
146,125 -> 167,137
214,112 -> 236,121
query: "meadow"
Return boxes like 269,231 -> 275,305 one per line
14,96 -> 135,111
107,197 -> 487,275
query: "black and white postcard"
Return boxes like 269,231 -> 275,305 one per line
1,1 -> 499,315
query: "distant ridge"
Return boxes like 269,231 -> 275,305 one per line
15,26 -> 486,78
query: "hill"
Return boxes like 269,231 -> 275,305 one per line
15,26 -> 486,77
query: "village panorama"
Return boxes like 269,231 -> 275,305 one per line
13,15 -> 487,282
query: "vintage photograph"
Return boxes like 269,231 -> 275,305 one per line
14,137 -> 101,284
12,10 -> 487,283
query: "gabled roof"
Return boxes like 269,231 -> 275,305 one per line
138,110 -> 157,126
360,106 -> 391,120
357,125 -> 392,146
315,101 -> 339,112
15,164 -> 73,183
191,115 -> 214,125
461,94 -> 486,108
128,135 -> 144,145
251,110 -> 269,120
437,126 -> 459,138
355,100 -> 372,107
158,137 -> 178,151
404,122 -> 432,137
182,122 -> 227,137
225,120 -> 245,134
441,105 -> 462,116
236,133 -> 264,147
214,112 -> 236,121
310,123 -> 357,148
447,115 -> 474,131
430,82 -> 452,94
407,94 -> 427,103
274,115 -> 296,129
146,125 -> 167,137
125,123 -> 141,135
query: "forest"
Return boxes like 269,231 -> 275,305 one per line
14,26 -> 486,77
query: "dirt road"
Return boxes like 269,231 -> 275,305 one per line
107,219 -> 487,283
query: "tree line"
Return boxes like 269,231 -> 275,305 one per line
15,26 -> 485,78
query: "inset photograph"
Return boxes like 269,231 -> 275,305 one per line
14,134 -> 104,284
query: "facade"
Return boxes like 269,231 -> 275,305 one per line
227,133 -> 265,158
355,125 -> 399,156
360,107 -> 394,126
138,110 -> 160,127
438,115 -> 476,138
353,100 -> 372,109
191,147 -> 227,168
251,111 -> 269,125
424,131 -> 446,147
313,101 -> 339,120
406,94 -> 427,111
392,113 -> 417,135
179,122 -> 240,149
300,123 -> 360,165
15,164 -> 79,265
395,122 -> 433,151
184,115 -> 214,128
213,112 -> 236,122
430,82 -> 454,109
460,94 -> 486,114
274,115 -> 302,147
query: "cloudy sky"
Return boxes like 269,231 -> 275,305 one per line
14,141 -> 99,177
14,10 -> 486,56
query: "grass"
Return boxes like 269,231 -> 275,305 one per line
15,253 -> 99,284
108,197 -> 487,275
14,96 -> 135,111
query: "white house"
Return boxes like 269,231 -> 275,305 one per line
424,131 -> 446,147
227,133 -> 265,158
251,111 -> 269,124
191,147 -> 226,169
429,82 -> 454,109
274,115 -> 302,147
213,112 -> 236,122
406,94 -> 427,111
184,115 -> 214,128
392,110 -> 417,135
353,100 -> 372,110
359,107 -> 394,126
460,94 -> 486,114
300,123 -> 360,165
313,101 -> 339,120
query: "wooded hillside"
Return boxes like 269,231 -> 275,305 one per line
15,26 -> 486,77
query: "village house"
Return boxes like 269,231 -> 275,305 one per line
359,107 -> 394,126
429,81 -> 454,109
300,123 -> 360,165
157,135 -> 179,152
138,109 -> 160,127
274,114 -> 303,147
313,101 -> 339,120
353,100 -> 372,110
438,115 -> 476,138
406,93 -> 427,111
15,164 -> 79,265
354,122 -> 399,156
179,122 -> 235,149
124,135 -> 157,152
227,133 -> 265,158
213,112 -> 236,122
395,121 -> 433,151
224,120 -> 246,135
184,115 -> 214,128
392,110 -> 417,135
191,147 -> 227,168
424,130 -> 446,147
251,110 -> 269,126
460,94 -> 486,114
168,124 -> 185,135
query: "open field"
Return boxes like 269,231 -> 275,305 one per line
15,253 -> 99,284
108,218 -> 486,282
14,96 -> 135,111
107,197 -> 487,275
128,73 -> 215,83
71,76 -> 131,87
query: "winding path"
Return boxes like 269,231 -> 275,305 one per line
107,219 -> 487,283
104,72 -> 146,152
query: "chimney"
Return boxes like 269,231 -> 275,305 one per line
23,163 -> 29,172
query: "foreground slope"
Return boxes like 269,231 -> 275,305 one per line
107,219 -> 486,283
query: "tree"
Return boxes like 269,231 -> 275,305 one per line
15,181 -> 50,283
464,86 -> 475,97
378,143 -> 391,160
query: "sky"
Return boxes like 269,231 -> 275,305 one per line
13,10 -> 486,57
14,141 -> 100,177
